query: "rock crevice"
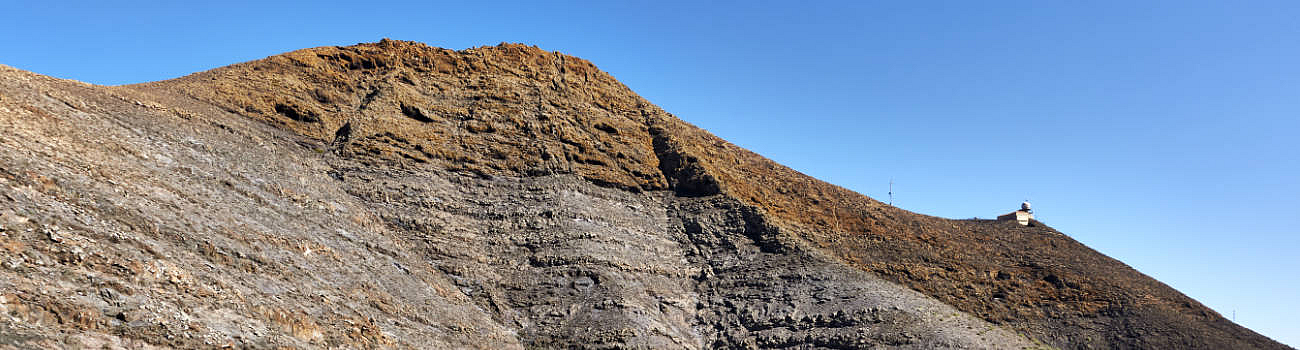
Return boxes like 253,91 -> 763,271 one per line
0,40 -> 1288,350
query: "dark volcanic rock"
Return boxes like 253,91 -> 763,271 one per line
0,63 -> 1035,349
0,39 -> 1289,349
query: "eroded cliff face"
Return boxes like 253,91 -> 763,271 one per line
0,62 -> 1035,349
0,40 -> 1288,349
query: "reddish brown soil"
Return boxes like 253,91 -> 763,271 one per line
129,39 -> 1287,350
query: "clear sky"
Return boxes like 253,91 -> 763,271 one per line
4,1 -> 1297,346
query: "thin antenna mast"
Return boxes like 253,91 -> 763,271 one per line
888,179 -> 893,206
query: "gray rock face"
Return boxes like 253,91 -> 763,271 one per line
0,64 -> 1046,349
348,165 -> 1042,349
103,41 -> 1294,350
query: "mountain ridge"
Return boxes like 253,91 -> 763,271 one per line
0,39 -> 1288,349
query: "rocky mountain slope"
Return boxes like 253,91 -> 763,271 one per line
0,40 -> 1288,349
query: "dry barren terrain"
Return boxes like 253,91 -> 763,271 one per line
0,40 -> 1287,349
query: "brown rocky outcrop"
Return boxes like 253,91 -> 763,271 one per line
0,39 -> 1288,349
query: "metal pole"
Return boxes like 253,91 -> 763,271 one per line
889,179 -> 893,206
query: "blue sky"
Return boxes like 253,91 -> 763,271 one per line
4,1 -> 1297,346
